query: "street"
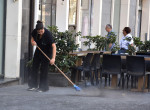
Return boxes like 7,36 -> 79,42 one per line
0,85 -> 150,110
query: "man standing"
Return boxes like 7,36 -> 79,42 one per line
105,24 -> 116,50
28,20 -> 56,92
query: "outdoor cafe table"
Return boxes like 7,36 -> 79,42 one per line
70,51 -> 150,91
69,50 -> 111,66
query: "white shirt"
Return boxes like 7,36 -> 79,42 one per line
120,34 -> 133,50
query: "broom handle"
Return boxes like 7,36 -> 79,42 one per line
36,45 -> 75,86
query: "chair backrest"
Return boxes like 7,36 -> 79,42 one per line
126,56 -> 145,76
102,54 -> 121,74
91,52 -> 103,69
91,54 -> 100,68
83,53 -> 93,67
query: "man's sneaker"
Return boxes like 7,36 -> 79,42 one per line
36,88 -> 48,93
27,87 -> 37,91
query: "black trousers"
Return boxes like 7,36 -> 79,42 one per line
28,54 -> 49,91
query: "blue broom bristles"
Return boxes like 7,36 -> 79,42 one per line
73,85 -> 81,91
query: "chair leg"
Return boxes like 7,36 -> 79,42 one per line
118,73 -> 124,88
127,75 -> 130,89
95,70 -> 99,85
142,76 -> 146,92
134,76 -> 137,88
83,71 -> 86,87
148,74 -> 150,90
90,70 -> 94,85
109,74 -> 111,86
105,74 -> 107,86
118,74 -> 121,87
100,70 -> 102,84
131,76 -> 133,88
122,73 -> 125,89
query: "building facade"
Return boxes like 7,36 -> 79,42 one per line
0,0 -> 34,81
1,0 -> 150,81
37,0 -> 150,50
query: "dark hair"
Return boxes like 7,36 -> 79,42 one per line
36,20 -> 44,30
123,27 -> 131,34
106,24 -> 112,29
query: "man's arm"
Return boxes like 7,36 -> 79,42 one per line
50,43 -> 56,65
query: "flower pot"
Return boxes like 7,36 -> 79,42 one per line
48,72 -> 69,87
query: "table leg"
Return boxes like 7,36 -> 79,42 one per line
131,75 -> 148,92
111,75 -> 118,88
75,58 -> 82,83
138,76 -> 144,91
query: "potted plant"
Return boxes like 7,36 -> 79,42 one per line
82,35 -> 108,51
127,44 -> 136,55
47,26 -> 80,87
140,40 -> 150,53
93,35 -> 107,51
82,33 -> 117,52
111,43 -> 120,54
82,35 -> 94,50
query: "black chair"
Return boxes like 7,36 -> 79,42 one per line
101,54 -> 122,86
90,52 -> 103,85
75,53 -> 93,86
134,54 -> 150,89
71,53 -> 93,83
126,56 -> 149,90
119,54 -> 128,89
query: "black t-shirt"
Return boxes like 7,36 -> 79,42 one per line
31,28 -> 54,58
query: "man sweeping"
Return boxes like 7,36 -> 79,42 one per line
28,20 -> 56,92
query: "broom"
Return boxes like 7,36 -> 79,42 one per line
35,45 -> 81,91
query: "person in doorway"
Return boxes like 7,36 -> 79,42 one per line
28,20 -> 56,92
119,27 -> 133,54
105,24 -> 116,50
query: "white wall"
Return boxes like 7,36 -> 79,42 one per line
141,0 -> 150,41
5,0 -> 22,78
91,0 -> 102,36
119,0 -> 130,41
56,0 -> 69,32
76,0 -> 82,48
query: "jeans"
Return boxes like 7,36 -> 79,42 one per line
118,48 -> 127,55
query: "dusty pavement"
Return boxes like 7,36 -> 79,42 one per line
0,85 -> 150,110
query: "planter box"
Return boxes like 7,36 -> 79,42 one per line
48,72 -> 69,87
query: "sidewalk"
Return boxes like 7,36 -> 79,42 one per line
0,85 -> 150,110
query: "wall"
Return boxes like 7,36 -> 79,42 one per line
21,0 -> 30,59
129,0 -> 137,37
0,0 -> 5,75
141,0 -> 150,41
101,0 -> 112,36
56,0 -> 69,32
5,0 -> 22,78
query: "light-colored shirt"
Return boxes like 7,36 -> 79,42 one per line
120,34 -> 133,50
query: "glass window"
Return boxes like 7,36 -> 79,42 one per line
0,0 -> 5,76
69,0 -> 77,25
39,0 -> 56,28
